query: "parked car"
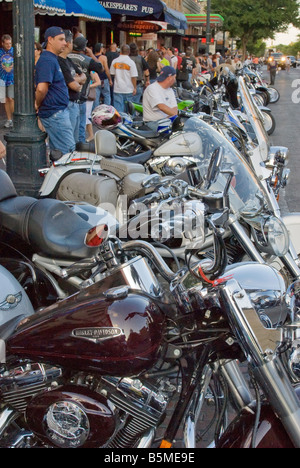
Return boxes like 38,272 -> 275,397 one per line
267,53 -> 287,70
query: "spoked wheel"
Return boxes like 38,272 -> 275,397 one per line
261,110 -> 276,135
268,87 -> 280,104
253,93 -> 265,106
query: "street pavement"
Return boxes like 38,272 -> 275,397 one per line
261,65 -> 300,214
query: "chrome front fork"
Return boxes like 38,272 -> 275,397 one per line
183,359 -> 253,448
222,279 -> 300,448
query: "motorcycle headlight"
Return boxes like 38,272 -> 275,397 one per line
226,262 -> 288,328
253,216 -> 289,257
264,216 -> 289,256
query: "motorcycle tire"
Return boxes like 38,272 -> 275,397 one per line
268,87 -> 280,104
261,110 -> 276,135
253,93 -> 265,107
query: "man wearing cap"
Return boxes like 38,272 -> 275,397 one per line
35,27 -> 76,154
142,66 -> 178,132
68,36 -> 103,143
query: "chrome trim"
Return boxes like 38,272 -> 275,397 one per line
136,429 -> 155,448
0,406 -> 19,438
222,279 -> 300,447
183,365 -> 213,448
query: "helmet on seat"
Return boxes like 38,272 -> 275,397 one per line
92,105 -> 122,130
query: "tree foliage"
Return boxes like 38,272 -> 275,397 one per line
211,0 -> 300,57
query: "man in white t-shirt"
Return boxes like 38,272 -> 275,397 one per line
110,44 -> 138,113
143,66 -> 178,131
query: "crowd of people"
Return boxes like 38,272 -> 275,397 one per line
0,27 -> 267,156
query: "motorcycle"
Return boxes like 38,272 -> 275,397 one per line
38,114 -> 300,280
240,64 -> 280,104
1,216 -> 300,448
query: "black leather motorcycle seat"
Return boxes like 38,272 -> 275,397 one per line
114,149 -> 153,165
131,127 -> 159,138
76,141 -> 96,153
0,196 -> 38,240
27,199 -> 98,259
0,169 -> 18,202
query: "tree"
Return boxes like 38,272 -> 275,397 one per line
211,0 -> 300,58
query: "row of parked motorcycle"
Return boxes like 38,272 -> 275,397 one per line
0,64 -> 300,449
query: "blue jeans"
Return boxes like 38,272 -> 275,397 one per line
68,100 -> 80,143
78,102 -> 87,143
113,93 -> 133,113
131,83 -> 144,104
93,79 -> 111,109
40,108 -> 75,154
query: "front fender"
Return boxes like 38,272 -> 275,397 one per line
258,106 -> 271,113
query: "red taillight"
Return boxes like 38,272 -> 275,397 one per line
85,224 -> 108,247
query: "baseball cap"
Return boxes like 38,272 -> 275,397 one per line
44,26 -> 64,42
73,36 -> 88,52
157,66 -> 176,82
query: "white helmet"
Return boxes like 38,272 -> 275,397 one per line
92,105 -> 122,130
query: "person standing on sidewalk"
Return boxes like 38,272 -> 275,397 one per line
129,42 -> 150,103
110,44 -> 138,113
268,57 -> 278,85
58,30 -> 87,144
35,27 -> 76,154
93,43 -> 113,107
0,34 -> 14,129
68,36 -> 103,143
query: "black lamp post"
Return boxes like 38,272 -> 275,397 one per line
206,0 -> 211,54
4,0 -> 47,197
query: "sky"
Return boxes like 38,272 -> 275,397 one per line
266,24 -> 300,46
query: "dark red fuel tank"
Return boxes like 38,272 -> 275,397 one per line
6,273 -> 166,376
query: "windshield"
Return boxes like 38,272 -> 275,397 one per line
238,77 -> 270,156
183,117 -> 265,215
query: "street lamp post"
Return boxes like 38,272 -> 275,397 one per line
206,0 -> 211,54
4,0 -> 47,197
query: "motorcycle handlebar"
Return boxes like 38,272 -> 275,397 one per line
130,191 -> 162,207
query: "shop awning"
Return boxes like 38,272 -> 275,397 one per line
98,0 -> 187,30
33,0 -> 66,15
0,0 -> 66,15
161,2 -> 187,30
185,13 -> 224,27
64,0 -> 111,21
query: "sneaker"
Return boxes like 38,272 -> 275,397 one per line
4,120 -> 13,128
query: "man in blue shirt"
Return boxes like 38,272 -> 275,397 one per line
0,34 -> 14,128
35,27 -> 75,154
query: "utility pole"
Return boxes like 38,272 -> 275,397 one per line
5,0 -> 47,197
206,0 -> 211,54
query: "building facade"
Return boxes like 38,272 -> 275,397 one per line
0,0 -> 224,53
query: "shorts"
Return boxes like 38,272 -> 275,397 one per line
0,84 -> 14,103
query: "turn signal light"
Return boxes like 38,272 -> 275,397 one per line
85,224 -> 109,247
